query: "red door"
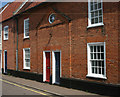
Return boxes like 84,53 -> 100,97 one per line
45,52 -> 50,82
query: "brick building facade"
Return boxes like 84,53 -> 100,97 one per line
1,1 -> 120,96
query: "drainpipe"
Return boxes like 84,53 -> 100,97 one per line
16,18 -> 18,71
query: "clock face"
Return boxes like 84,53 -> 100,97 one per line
49,14 -> 55,24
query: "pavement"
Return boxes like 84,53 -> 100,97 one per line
1,74 -> 106,96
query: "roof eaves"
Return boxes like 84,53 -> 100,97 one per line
13,0 -> 29,15
1,1 -> 46,23
0,3 -> 10,14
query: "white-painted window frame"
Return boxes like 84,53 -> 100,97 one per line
87,42 -> 107,79
4,26 -> 9,40
87,0 -> 104,28
23,48 -> 30,70
24,18 -> 29,38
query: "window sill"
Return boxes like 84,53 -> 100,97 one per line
86,74 -> 107,79
23,37 -> 30,40
23,68 -> 30,70
3,39 -> 8,41
87,23 -> 104,29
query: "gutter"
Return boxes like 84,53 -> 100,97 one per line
15,18 -> 18,71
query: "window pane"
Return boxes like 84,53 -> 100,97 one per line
99,10 -> 102,16
91,5 -> 94,11
99,16 -> 102,23
5,28 -> 8,33
91,61 -> 94,66
97,46 -> 100,52
91,12 -> 94,17
94,46 -> 96,52
92,67 -> 94,73
95,67 -> 97,73
99,67 -> 101,74
90,46 -> 93,52
25,54 -> 30,58
102,68 -> 104,75
91,18 -> 94,24
98,53 -> 100,59
94,53 -> 96,59
95,11 -> 98,16
90,0 -> 94,4
101,53 -> 104,59
98,3 -> 101,9
95,4 -> 98,10
25,31 -> 29,36
95,61 -> 97,66
25,49 -> 30,53
25,59 -> 30,62
98,61 -> 101,66
26,62 -> 30,67
101,46 -> 104,52
25,20 -> 29,25
95,18 -> 98,23
5,34 -> 8,38
91,53 -> 93,59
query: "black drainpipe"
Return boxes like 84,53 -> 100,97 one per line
15,18 -> 18,71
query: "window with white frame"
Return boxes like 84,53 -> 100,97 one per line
23,48 -> 30,69
88,0 -> 103,27
4,26 -> 9,40
87,42 -> 106,79
24,18 -> 29,38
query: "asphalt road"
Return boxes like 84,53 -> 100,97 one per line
2,79 -> 51,96
1,75 -> 107,97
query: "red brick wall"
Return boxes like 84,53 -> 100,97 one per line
2,2 -> 120,84
2,19 -> 16,70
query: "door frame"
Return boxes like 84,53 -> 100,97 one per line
4,50 -> 7,73
43,51 -> 51,82
52,50 -> 61,84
